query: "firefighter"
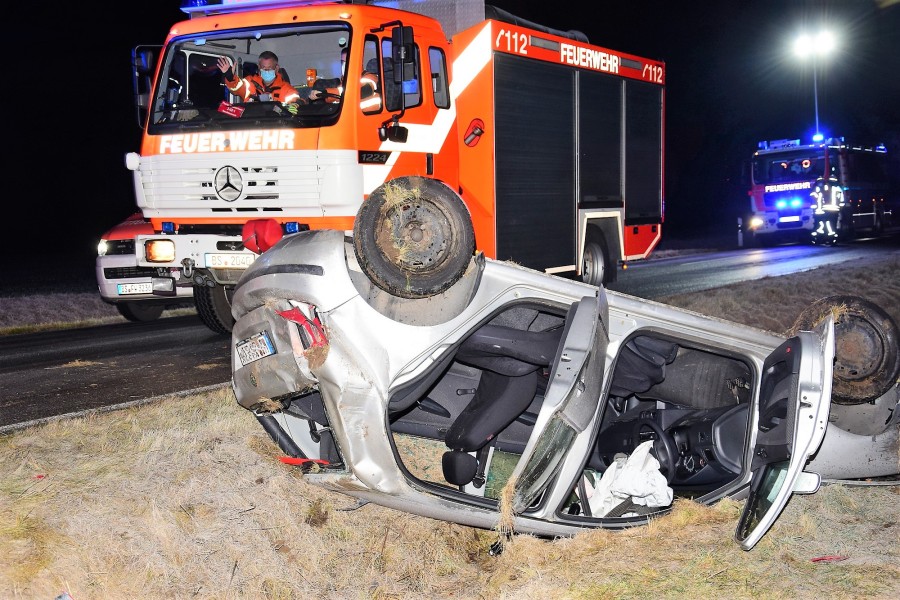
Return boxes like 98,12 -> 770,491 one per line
810,176 -> 844,244
308,48 -> 347,103
360,58 -> 382,113
217,51 -> 301,105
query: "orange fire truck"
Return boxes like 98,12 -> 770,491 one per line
130,0 -> 665,333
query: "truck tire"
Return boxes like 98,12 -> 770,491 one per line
353,176 -> 475,299
792,295 -> 900,404
582,232 -> 614,286
116,302 -> 164,322
194,283 -> 235,335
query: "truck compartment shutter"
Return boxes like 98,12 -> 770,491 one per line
578,71 -> 623,210
624,81 -> 663,224
494,54 -> 575,271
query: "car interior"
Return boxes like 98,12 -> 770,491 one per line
380,301 -> 756,516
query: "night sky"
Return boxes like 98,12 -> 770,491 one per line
10,0 -> 899,271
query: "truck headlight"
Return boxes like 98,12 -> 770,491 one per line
749,217 -> 764,230
145,239 -> 176,263
97,239 -> 109,256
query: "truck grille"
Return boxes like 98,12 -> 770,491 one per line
104,266 -> 157,279
135,150 -> 322,214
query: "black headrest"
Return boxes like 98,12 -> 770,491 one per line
442,450 -> 478,487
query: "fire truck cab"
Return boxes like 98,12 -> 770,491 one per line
129,0 -> 665,333
746,137 -> 897,246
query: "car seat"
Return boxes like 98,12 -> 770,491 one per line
441,321 -> 567,489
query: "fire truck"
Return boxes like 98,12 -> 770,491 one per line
129,0 -> 665,333
746,137 -> 897,246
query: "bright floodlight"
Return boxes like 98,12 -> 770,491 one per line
794,30 -> 836,57
816,31 -> 835,54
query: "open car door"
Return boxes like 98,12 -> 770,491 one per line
736,315 -> 835,550
509,293 -> 608,516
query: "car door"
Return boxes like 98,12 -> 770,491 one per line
507,292 -> 608,516
736,315 -> 835,550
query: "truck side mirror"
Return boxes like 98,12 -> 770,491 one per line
391,25 -> 416,85
132,45 -> 160,129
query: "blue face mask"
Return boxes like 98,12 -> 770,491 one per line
260,68 -> 276,84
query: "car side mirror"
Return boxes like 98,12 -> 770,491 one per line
792,471 -> 821,494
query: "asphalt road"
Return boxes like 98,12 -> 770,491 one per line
0,316 -> 231,432
609,234 -> 900,298
1,235 -> 897,432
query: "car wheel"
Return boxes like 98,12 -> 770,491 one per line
792,295 -> 900,404
353,176 -> 475,298
116,302 -> 164,322
194,283 -> 235,335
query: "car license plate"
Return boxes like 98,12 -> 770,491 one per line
236,331 -> 275,367
117,282 -> 153,295
206,253 -> 256,269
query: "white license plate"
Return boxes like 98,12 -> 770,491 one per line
206,253 -> 256,269
236,331 -> 275,367
117,282 -> 153,295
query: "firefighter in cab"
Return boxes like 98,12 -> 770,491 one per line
217,51 -> 301,105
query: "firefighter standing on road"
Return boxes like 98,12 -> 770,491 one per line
217,51 -> 301,105
810,176 -> 845,244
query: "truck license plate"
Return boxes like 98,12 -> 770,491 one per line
206,253 -> 256,269
236,331 -> 275,367
117,282 -> 153,295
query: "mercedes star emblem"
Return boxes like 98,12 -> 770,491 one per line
214,165 -> 243,202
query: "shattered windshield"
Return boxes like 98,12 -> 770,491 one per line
149,23 -> 351,132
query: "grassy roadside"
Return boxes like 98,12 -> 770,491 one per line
0,292 -> 195,336
2,392 -> 897,599
1,253 -> 898,599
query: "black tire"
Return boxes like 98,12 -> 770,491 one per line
582,232 -> 614,286
792,295 -> 900,404
194,284 -> 235,335
116,302 -> 164,322
353,176 -> 475,298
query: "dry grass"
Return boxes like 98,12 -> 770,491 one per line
1,389 -> 897,599
1,252 -> 899,599
0,292 -> 195,336
657,254 -> 900,335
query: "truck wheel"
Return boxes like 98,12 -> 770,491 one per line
792,295 -> 900,404
582,233 -> 614,286
194,284 -> 235,335
353,176 -> 475,298
116,302 -> 164,322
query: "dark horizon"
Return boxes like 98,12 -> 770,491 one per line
8,0 -> 899,270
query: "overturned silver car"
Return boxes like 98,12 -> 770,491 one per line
230,229 -> 898,551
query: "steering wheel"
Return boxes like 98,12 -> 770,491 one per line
632,419 -> 678,483
310,91 -> 342,103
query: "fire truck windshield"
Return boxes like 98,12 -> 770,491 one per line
752,149 -> 836,185
148,24 -> 352,132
